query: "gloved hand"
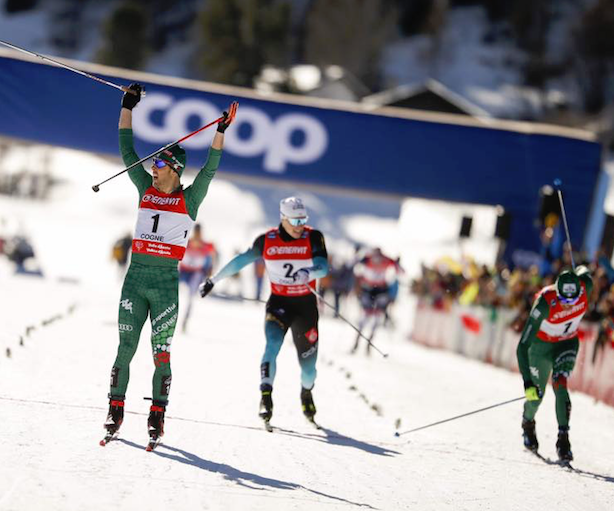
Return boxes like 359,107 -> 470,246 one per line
121,83 -> 143,110
199,278 -> 215,298
293,269 -> 311,285
524,381 -> 542,401
217,101 -> 239,133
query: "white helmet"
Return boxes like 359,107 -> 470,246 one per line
280,197 -> 308,224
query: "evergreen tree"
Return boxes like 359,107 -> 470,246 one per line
97,1 -> 149,70
196,0 -> 291,87
302,0 -> 397,91
574,0 -> 614,113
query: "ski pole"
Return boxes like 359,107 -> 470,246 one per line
92,115 -> 224,192
210,293 -> 267,304
395,396 -> 524,437
308,287 -> 389,358
0,40 -> 139,95
553,179 -> 575,270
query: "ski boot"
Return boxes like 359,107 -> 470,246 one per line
521,418 -> 538,452
104,398 -> 124,435
100,398 -> 124,446
146,402 -> 166,451
259,384 -> 273,421
300,387 -> 317,420
556,427 -> 573,462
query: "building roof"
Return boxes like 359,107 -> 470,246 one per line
362,79 -> 492,118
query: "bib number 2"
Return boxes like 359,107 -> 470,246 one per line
283,263 -> 294,278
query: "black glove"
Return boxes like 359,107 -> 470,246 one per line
121,83 -> 143,110
217,101 -> 238,133
199,278 -> 215,298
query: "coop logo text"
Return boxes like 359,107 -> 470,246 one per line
133,93 -> 329,173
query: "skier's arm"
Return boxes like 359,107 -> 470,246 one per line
186,103 -> 238,216
516,296 -> 548,385
211,235 -> 264,284
575,265 -> 593,297
306,230 -> 329,279
118,85 -> 151,197
185,145 -> 222,217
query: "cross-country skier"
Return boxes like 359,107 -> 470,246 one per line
179,223 -> 217,332
102,83 -> 237,447
351,248 -> 399,355
199,197 -> 329,428
516,265 -> 593,462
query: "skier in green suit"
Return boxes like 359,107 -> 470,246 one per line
516,265 -> 592,462
102,83 -> 237,445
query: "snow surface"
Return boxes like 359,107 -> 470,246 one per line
2,146 -> 614,510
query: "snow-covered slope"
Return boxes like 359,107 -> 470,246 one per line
1,146 -> 614,511
2,270 -> 614,511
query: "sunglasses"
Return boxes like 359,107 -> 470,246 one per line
153,158 -> 168,169
285,216 -> 308,226
558,295 -> 579,305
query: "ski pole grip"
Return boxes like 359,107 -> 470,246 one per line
121,86 -> 138,96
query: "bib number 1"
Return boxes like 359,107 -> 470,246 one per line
151,214 -> 160,233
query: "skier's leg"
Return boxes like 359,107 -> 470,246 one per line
351,311 -> 369,353
366,311 -> 384,355
290,295 -> 319,390
182,271 -> 201,332
551,338 -> 579,428
261,294 -> 291,388
523,341 -> 553,421
261,320 -> 286,388
109,264 -> 149,400
146,267 -> 179,405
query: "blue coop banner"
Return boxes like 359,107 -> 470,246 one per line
0,51 -> 603,256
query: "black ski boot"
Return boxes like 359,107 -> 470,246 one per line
522,418 -> 538,452
259,384 -> 273,421
104,398 -> 125,435
556,427 -> 573,462
148,403 -> 166,440
300,387 -> 316,419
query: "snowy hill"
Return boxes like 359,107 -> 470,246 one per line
3,262 -> 614,510
1,146 -> 614,510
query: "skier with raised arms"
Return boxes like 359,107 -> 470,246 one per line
516,265 -> 593,462
199,197 -> 329,429
102,83 -> 237,449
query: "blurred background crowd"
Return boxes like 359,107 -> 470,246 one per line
411,246 -> 614,349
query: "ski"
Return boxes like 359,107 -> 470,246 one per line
146,436 -> 162,452
527,449 -> 575,470
305,416 -> 322,430
99,432 -> 119,446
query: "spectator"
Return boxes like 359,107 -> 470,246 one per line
111,233 -> 132,277
329,257 -> 354,318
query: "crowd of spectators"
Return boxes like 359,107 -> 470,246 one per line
411,247 -> 614,349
